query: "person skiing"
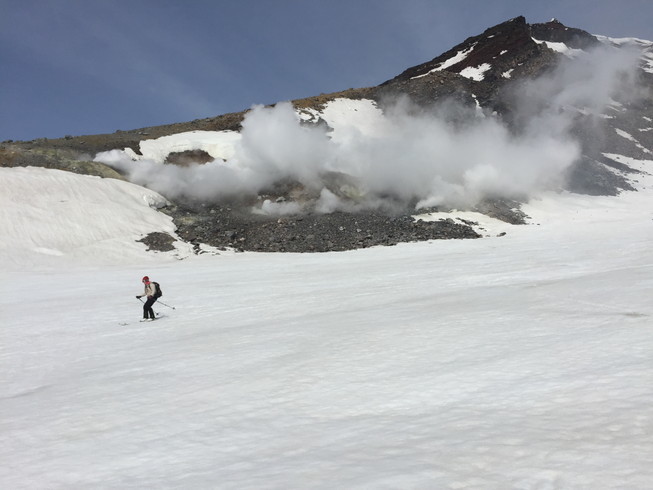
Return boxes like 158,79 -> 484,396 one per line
136,276 -> 160,321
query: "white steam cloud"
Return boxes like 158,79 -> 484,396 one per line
96,44 -> 643,214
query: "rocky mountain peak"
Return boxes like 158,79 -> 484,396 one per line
529,18 -> 600,49
383,16 -> 540,84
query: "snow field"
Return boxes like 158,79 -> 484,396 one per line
1,165 -> 653,488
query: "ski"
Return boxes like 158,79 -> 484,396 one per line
119,310 -> 166,326
119,313 -> 165,326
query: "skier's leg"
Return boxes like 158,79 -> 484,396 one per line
152,298 -> 158,319
144,297 -> 156,319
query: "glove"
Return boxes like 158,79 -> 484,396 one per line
136,295 -> 142,299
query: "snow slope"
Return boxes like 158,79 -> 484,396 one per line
0,167 -> 194,270
2,163 -> 653,488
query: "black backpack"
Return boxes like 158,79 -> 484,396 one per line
152,281 -> 163,298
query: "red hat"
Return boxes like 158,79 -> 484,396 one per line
142,276 -> 149,282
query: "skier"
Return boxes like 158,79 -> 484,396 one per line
136,276 -> 160,321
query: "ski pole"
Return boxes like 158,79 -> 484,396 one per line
137,296 -> 175,311
156,300 -> 176,310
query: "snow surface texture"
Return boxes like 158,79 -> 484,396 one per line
2,158 -> 653,488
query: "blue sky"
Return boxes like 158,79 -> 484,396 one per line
2,0 -> 652,141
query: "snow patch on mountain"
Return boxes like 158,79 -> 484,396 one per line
411,44 -> 477,79
602,153 -> 653,175
459,63 -> 492,81
123,130 -> 240,163
615,128 -> 652,154
413,210 -> 513,237
309,98 -> 387,143
532,38 -> 584,57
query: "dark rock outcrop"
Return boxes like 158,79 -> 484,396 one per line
169,204 -> 480,253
